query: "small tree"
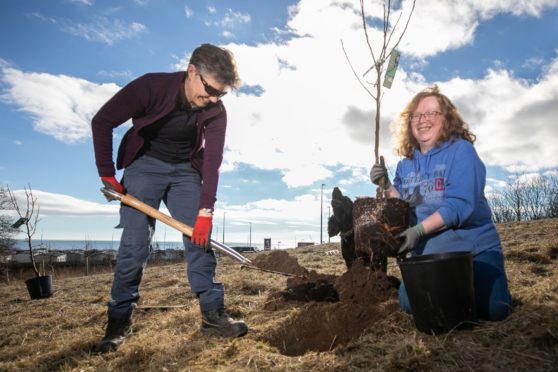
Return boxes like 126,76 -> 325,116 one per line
7,185 -> 42,278
342,0 -> 416,167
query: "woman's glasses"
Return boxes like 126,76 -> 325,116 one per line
409,111 -> 441,123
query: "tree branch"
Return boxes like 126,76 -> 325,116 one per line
341,39 -> 375,99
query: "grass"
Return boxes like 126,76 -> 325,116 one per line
1,218 -> 557,371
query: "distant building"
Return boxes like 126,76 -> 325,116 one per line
66,251 -> 85,264
13,252 -> 32,264
0,253 -> 13,263
297,242 -> 314,248
231,246 -> 256,253
35,252 -> 67,264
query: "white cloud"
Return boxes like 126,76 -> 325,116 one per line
14,140 -> 23,146
204,7 -> 251,37
439,63 -> 558,172
208,6 -> 216,14
222,30 -> 235,39
522,57 -> 545,70
63,17 -> 147,46
184,6 -> 193,18
213,192 -> 335,246
487,178 -> 508,189
30,12 -> 58,24
70,0 -> 94,6
8,189 -> 118,216
97,69 -> 133,80
6,187 -> 330,247
220,8 -> 251,28
400,0 -> 558,58
0,65 -> 120,143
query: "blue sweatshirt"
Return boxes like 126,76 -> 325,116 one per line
393,139 -> 501,256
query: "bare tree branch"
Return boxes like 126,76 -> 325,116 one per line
386,0 -> 416,61
360,0 -> 378,69
341,39 -> 375,98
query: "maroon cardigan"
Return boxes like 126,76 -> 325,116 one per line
91,71 -> 227,210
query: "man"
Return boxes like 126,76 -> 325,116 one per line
92,43 -> 247,353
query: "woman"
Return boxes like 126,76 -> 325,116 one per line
370,85 -> 512,321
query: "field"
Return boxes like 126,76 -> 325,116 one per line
1,218 -> 557,371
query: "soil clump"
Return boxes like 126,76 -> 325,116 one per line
353,197 -> 409,271
251,250 -> 309,276
261,256 -> 398,356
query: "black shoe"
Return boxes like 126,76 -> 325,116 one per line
94,316 -> 132,353
201,309 -> 248,338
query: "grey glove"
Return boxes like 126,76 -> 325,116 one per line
369,156 -> 392,190
396,224 -> 425,255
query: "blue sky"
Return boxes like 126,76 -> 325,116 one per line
1,0 -> 557,248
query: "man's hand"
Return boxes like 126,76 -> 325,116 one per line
192,213 -> 212,250
101,176 -> 125,194
396,224 -> 425,256
369,156 -> 392,190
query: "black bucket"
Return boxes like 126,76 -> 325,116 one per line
25,275 -> 53,299
398,251 -> 477,334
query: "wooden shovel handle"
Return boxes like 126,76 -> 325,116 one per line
120,193 -> 194,237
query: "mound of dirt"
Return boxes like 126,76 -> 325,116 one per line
261,258 -> 399,356
282,271 -> 339,302
251,250 -> 309,276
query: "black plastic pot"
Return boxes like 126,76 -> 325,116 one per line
398,251 -> 477,334
25,275 -> 53,299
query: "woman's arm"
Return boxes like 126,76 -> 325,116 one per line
419,210 -> 446,234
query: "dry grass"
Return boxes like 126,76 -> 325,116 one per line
1,218 -> 557,371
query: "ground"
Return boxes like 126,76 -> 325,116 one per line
0,218 -> 557,371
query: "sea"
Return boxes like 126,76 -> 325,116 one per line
13,239 -> 263,251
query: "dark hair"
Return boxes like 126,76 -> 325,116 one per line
393,85 -> 476,158
190,43 -> 240,89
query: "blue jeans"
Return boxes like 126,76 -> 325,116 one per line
399,249 -> 512,321
108,155 -> 224,319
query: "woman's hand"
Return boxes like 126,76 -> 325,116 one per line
397,224 -> 425,255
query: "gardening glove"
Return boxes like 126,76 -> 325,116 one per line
192,211 -> 212,251
396,224 -> 425,256
370,156 -> 392,190
101,176 -> 125,194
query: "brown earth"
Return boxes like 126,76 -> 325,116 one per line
262,259 -> 398,355
251,249 -> 309,276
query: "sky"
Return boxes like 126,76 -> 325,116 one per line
1,0 -> 558,249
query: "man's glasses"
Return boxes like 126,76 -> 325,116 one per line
199,74 -> 227,98
409,111 -> 441,123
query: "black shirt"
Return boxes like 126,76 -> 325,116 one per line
140,82 -> 199,163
